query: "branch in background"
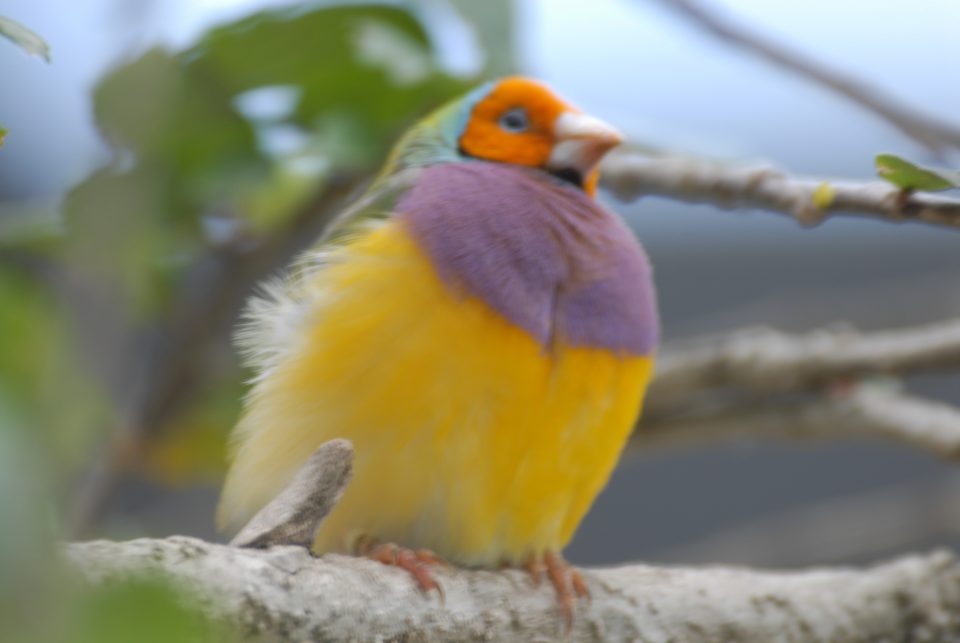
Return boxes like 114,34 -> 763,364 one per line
64,537 -> 960,642
634,320 -> 960,459
601,153 -> 960,228
646,0 -> 960,155
634,386 -> 960,459
647,319 -> 960,410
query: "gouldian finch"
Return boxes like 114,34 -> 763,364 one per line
218,77 -> 659,612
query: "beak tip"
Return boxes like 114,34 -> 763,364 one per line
548,111 -> 623,180
555,111 -> 622,147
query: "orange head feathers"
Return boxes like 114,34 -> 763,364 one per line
387,77 -> 623,197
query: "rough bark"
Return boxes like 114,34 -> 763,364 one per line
230,439 -> 353,549
64,537 -> 960,642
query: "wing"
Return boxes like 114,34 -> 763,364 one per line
318,166 -> 425,246
235,166 -> 424,377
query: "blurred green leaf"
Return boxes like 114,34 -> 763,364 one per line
0,269 -> 64,406
875,153 -> 960,191
94,48 -> 268,203
0,199 -> 62,250
70,576 -> 229,643
0,15 -> 50,61
62,164 -> 194,314
0,267 -> 110,465
0,126 -> 7,145
193,4 -> 472,169
0,415 -> 64,643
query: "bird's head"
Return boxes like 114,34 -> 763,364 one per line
386,77 -> 623,196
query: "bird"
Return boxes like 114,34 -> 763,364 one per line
217,76 -> 659,616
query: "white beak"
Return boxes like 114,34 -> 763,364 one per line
547,111 -> 623,180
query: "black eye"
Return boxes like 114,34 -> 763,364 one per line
499,108 -> 529,133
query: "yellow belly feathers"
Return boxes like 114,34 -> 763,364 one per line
218,219 -> 653,566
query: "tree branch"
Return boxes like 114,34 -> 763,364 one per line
647,320 -> 960,411
64,438 -> 960,641
64,537 -> 960,642
645,0 -> 960,155
632,320 -> 960,458
634,385 -> 960,459
601,153 -> 960,229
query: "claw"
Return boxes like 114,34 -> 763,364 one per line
526,553 -> 545,587
544,551 -> 576,626
527,551 -> 590,632
522,551 -> 589,628
571,568 -> 591,601
415,548 -> 452,569
354,537 -> 447,602
396,548 -> 446,603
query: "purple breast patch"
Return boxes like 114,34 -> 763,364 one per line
397,162 -> 659,355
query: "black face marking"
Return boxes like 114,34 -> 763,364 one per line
549,167 -> 584,190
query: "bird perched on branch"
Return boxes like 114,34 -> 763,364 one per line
218,77 -> 659,617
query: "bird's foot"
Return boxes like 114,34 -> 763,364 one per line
354,536 -> 447,600
526,550 -> 590,626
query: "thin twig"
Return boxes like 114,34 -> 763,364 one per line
601,153 -> 960,228
635,385 -> 960,460
646,0 -> 960,155
647,319 -> 960,412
